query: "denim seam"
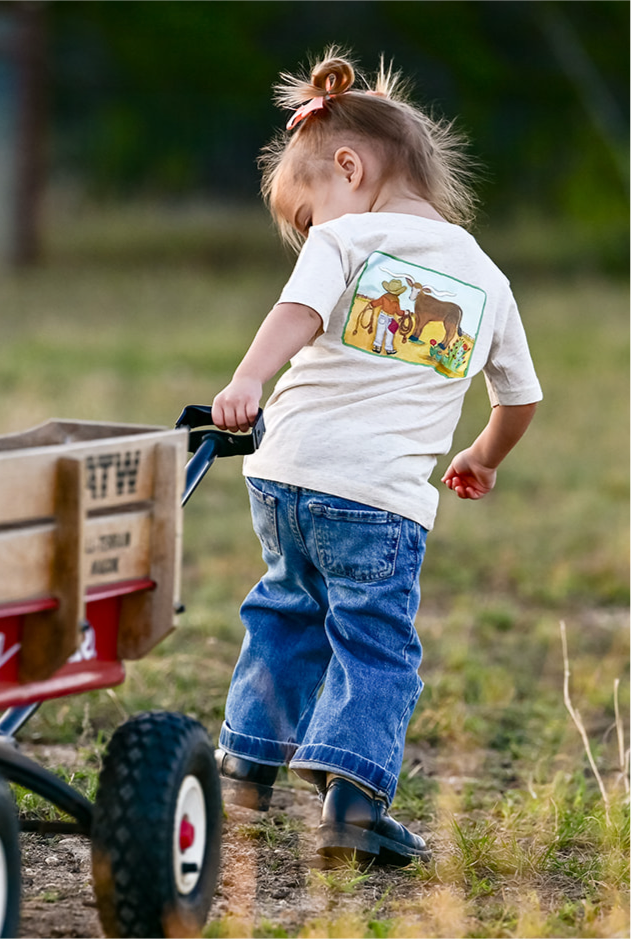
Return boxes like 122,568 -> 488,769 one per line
290,744 -> 398,800
219,723 -> 298,763
219,744 -> 285,768
383,520 -> 422,775
386,513 -> 403,583
399,521 -> 420,664
296,662 -> 330,731
246,478 -> 282,556
383,686 -> 421,777
288,487 -> 310,558
404,521 -> 420,643
221,723 -> 300,750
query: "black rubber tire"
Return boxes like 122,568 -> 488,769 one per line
0,778 -> 21,938
91,711 -> 222,938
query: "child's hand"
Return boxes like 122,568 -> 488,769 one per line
441,448 -> 497,500
442,404 -> 537,500
212,377 -> 262,432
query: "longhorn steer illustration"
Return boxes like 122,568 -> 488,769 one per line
404,276 -> 463,348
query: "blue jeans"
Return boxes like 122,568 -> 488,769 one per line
218,478 -> 428,805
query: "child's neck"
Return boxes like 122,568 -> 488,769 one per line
369,182 -> 445,222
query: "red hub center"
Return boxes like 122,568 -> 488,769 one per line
179,814 -> 195,852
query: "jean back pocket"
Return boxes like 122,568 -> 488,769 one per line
308,502 -> 401,583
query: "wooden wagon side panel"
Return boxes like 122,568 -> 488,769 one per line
19,456 -> 86,683
0,434 -> 159,529
117,440 -> 185,660
84,510 -> 153,586
0,524 -> 56,603
0,422 -> 188,685
0,510 -> 153,601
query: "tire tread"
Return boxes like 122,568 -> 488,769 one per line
91,711 -> 221,938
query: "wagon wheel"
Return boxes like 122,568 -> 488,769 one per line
91,712 -> 222,939
0,778 -> 20,939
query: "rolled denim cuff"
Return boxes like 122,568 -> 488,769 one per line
219,721 -> 296,766
290,743 -> 398,805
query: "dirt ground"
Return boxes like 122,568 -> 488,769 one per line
17,786 -> 325,938
16,743 -> 437,939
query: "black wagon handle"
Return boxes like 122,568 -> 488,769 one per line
175,405 -> 265,506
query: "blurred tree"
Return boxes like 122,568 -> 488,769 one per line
47,0 -> 628,256
50,0 -> 287,197
0,1 -> 46,265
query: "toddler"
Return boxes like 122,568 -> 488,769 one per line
211,49 -> 542,866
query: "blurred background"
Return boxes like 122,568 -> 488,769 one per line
0,0 -> 628,627
0,0 -> 628,269
0,10 -> 629,932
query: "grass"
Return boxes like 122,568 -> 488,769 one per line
11,737 -> 104,822
237,814 -> 305,851
1,197 -> 628,937
310,857 -> 375,895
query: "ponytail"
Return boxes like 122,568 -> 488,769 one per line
260,47 -> 479,247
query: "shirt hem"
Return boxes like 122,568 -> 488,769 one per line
489,384 -> 543,407
242,461 -> 437,531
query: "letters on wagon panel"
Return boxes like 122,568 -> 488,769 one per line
85,450 -> 141,500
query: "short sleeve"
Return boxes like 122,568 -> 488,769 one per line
277,226 -> 349,331
483,299 -> 543,406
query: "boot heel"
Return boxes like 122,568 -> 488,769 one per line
215,749 -> 279,811
221,777 -> 274,811
316,822 -> 381,861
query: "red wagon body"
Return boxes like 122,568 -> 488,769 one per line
0,409 -> 263,937
0,418 -> 187,691
0,579 -> 156,707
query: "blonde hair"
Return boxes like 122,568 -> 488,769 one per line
260,47 -> 479,250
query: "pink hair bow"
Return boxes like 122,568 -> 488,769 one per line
286,95 -> 332,131
286,74 -> 336,131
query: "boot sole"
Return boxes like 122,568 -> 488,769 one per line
317,822 -> 432,867
220,777 -> 274,811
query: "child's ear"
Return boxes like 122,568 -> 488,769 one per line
333,147 -> 363,188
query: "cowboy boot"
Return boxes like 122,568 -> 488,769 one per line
215,749 -> 279,811
317,776 -> 432,866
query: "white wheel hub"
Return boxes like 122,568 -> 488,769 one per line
173,775 -> 206,894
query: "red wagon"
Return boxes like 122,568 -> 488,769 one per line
0,408 -> 264,938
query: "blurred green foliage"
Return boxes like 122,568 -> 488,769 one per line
48,1 -> 629,268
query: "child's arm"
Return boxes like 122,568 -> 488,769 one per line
441,403 -> 537,500
212,302 -> 322,432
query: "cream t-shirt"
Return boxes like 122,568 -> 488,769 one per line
243,213 -> 542,530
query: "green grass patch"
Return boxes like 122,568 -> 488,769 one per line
1,200 -> 628,938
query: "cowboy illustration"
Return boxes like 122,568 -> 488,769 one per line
354,278 -> 408,355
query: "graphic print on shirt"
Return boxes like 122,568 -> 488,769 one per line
342,251 -> 486,379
